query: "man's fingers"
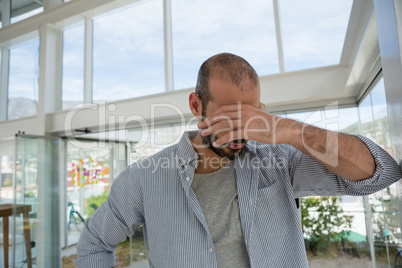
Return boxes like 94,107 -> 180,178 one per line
201,119 -> 243,136
212,130 -> 245,147
198,103 -> 261,128
198,112 -> 241,128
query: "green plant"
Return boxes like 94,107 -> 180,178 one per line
302,196 -> 353,253
24,192 -> 36,198
85,191 -> 109,218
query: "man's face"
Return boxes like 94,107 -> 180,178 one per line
200,77 -> 260,160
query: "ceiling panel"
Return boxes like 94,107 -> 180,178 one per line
0,0 -> 42,21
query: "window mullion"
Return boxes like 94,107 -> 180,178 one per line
163,0 -> 174,91
84,16 -> 93,104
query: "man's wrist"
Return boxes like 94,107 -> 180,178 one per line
273,117 -> 302,146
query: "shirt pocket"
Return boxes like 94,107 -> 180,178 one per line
255,182 -> 286,236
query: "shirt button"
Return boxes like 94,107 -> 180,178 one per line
209,248 -> 213,253
186,176 -> 190,181
249,199 -> 253,206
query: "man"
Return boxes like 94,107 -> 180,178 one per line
74,53 -> 402,268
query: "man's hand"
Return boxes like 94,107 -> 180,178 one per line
197,103 -> 288,147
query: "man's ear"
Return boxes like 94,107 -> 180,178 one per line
189,93 -> 203,121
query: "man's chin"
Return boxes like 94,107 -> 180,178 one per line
219,144 -> 246,160
200,134 -> 246,159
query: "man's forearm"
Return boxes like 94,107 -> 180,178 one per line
278,118 -> 376,181
197,105 -> 377,181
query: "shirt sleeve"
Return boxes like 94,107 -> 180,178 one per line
284,134 -> 402,198
73,165 -> 145,268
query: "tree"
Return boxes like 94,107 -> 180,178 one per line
302,196 -> 353,253
85,191 -> 109,218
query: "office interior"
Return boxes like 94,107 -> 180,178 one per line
0,0 -> 402,267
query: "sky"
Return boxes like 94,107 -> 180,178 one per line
279,0 -> 352,71
3,0 -> 353,116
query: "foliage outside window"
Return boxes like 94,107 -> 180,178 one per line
301,196 -> 353,254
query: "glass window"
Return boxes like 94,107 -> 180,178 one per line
171,0 -> 279,90
11,5 -> 43,23
363,77 -> 400,266
8,39 -> 39,120
279,0 -> 352,72
92,0 -> 165,103
12,136 -> 62,267
358,94 -> 375,141
287,106 -> 359,137
339,107 -> 359,134
370,78 -> 391,152
287,110 -> 322,126
62,23 -> 85,110
0,139 -> 15,204
127,123 -> 196,162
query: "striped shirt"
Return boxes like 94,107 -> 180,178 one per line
74,131 -> 402,268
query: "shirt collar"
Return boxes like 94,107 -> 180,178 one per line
176,131 -> 199,168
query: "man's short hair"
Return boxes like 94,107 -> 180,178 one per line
195,53 -> 259,114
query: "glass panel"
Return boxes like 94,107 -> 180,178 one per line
287,107 -> 359,133
10,136 -> 61,267
66,140 -> 113,246
371,78 -> 392,153
279,0 -> 352,72
93,0 -> 164,103
13,137 -> 37,267
171,0 -> 279,90
302,196 -> 370,265
0,138 -> 17,267
8,39 -> 39,120
62,23 -> 85,110
128,123 -> 196,162
359,94 -> 375,141
11,5 -> 43,24
0,140 -> 14,204
286,108 -> 333,130
339,107 -> 359,134
371,186 -> 400,267
365,77 -> 400,267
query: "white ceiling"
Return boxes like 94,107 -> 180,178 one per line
0,0 -> 42,20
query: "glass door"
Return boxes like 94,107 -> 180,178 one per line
65,140 -> 114,246
0,137 -> 18,268
0,135 -> 62,268
63,137 -> 128,248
